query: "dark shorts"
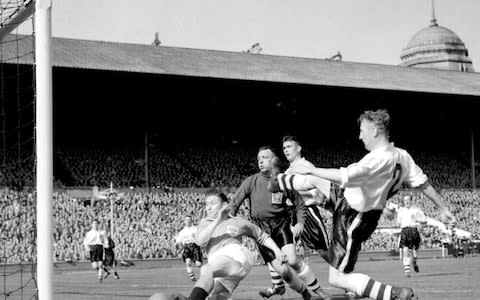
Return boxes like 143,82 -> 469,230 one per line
89,245 -> 104,263
328,197 -> 382,273
104,250 -> 115,266
399,227 -> 421,250
182,243 -> 203,263
293,205 -> 329,251
252,215 -> 293,263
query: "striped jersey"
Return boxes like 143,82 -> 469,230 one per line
286,157 -> 331,205
195,216 -> 269,258
341,144 -> 427,212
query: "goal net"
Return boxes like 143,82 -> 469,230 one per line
1,0 -> 48,299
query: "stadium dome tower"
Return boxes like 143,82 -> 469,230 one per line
400,0 -> 474,72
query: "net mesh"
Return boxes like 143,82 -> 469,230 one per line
1,0 -> 37,299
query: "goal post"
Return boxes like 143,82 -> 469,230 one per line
35,1 -> 53,300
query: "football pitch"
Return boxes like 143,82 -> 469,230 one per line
3,256 -> 478,299
49,256 -> 480,300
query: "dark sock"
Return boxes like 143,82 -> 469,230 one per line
188,287 -> 209,300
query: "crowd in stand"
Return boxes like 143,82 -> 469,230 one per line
2,145 -> 479,189
1,144 -> 480,263
1,187 -> 479,264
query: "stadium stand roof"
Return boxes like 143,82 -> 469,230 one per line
2,34 -> 480,96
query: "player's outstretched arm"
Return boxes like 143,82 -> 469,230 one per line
291,163 -> 370,187
418,182 -> 456,225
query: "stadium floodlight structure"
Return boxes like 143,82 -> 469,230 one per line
1,0 -> 53,299
92,183 -> 125,239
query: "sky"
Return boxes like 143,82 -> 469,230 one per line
20,0 -> 480,71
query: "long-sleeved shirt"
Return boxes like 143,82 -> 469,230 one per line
229,172 -> 306,224
286,157 -> 331,205
195,216 -> 269,257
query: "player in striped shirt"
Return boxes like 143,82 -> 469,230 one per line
175,216 -> 203,281
282,135 -> 330,259
183,188 -> 313,300
268,109 -> 456,300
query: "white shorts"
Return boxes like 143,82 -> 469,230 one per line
208,243 -> 256,294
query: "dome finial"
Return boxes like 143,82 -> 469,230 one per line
430,0 -> 438,26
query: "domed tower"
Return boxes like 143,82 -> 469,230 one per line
400,0 -> 474,72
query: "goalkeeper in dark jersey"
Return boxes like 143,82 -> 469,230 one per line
229,146 -> 328,299
102,235 -> 120,280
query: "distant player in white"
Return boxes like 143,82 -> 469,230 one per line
268,109 -> 455,300
83,220 -> 108,282
392,195 -> 427,277
175,216 -> 203,281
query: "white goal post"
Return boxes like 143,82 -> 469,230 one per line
35,1 -> 53,299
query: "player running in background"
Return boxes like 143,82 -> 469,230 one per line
103,235 -> 120,280
182,188 -> 314,300
268,109 -> 456,300
229,146 -> 326,299
387,195 -> 427,277
83,220 -> 108,283
175,216 -> 203,282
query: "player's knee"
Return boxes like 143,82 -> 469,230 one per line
273,262 -> 290,278
287,256 -> 301,270
328,267 -> 342,287
199,265 -> 213,277
195,261 -> 202,267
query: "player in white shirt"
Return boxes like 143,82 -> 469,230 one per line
389,195 -> 427,277
268,109 -> 455,300
175,216 -> 203,281
83,220 -> 108,282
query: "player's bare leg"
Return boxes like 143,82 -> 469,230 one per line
91,261 -> 103,283
186,258 -> 197,281
280,244 -> 329,299
208,281 -> 232,300
187,256 -> 241,300
268,259 -> 313,300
